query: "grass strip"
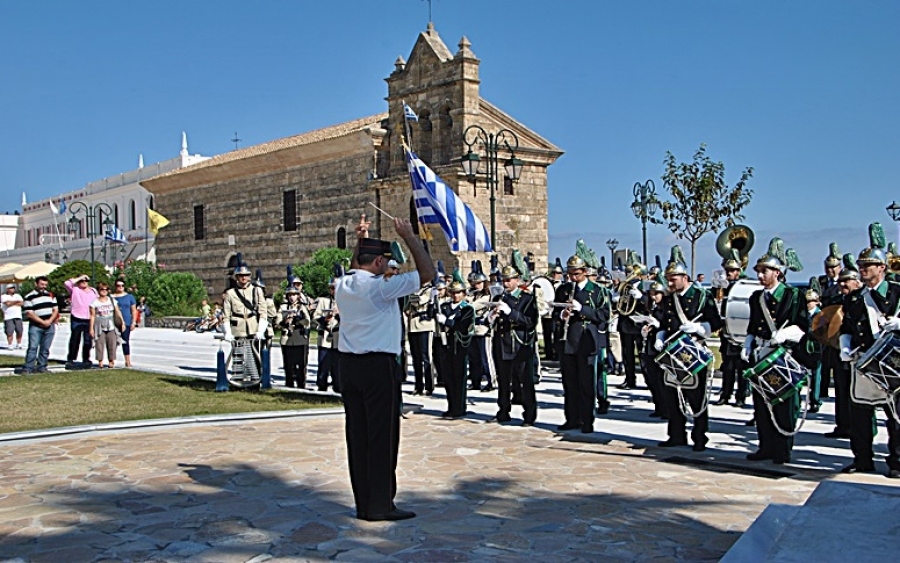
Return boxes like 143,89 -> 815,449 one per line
0,366 -> 341,434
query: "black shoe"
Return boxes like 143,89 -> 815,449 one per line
649,412 -> 663,418
841,462 -> 876,474
744,417 -> 756,427
888,469 -> 900,479
522,421 -> 534,427
424,390 -> 433,396
772,457 -> 790,465
692,443 -> 707,452
480,385 -> 494,392
581,424 -> 593,434
362,508 -> 416,521
713,397 -> 729,406
595,404 -> 609,416
657,439 -> 687,448
467,384 -> 476,390
556,422 -> 581,431
746,451 -> 770,461
411,390 -> 423,396
617,382 -> 635,390
808,404 -> 820,414
735,399 -> 746,408
488,415 -> 511,424
824,429 -> 851,439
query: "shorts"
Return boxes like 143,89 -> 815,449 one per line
5,318 -> 23,338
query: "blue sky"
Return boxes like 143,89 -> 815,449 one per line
2,1 -> 898,279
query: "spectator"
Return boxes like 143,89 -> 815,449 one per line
17,276 -> 59,374
65,274 -> 98,368
112,279 -> 138,367
2,284 -> 24,349
136,296 -> 151,327
89,283 -> 124,369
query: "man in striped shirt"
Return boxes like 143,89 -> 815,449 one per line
18,276 -> 59,374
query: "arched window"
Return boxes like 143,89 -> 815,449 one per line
129,199 -> 136,230
337,227 -> 347,249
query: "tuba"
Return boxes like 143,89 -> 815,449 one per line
615,264 -> 647,316
716,224 -> 755,270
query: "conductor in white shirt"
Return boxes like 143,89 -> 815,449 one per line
335,215 -> 435,522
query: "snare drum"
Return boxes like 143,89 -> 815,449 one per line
655,332 -> 714,389
742,346 -> 807,405
853,330 -> 900,402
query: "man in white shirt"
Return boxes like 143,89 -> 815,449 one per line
335,215 -> 435,522
2,284 -> 24,349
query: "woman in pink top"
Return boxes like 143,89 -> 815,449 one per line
65,274 -> 98,368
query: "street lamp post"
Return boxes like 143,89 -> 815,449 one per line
460,125 -> 524,249
68,201 -> 114,282
606,238 -> 618,270
630,180 -> 661,264
887,202 -> 900,246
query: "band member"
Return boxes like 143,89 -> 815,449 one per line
641,273 -> 668,418
314,280 -> 340,392
805,285 -> 824,412
742,238 -> 808,464
488,264 -> 538,425
541,258 -> 565,361
430,273 -> 449,387
554,254 -> 611,433
654,246 -> 723,451
435,271 -> 475,419
818,243 -> 842,399
715,250 -> 749,407
278,284 -> 312,387
824,254 -> 861,439
405,285 -> 435,396
223,255 -> 269,381
839,223 -> 900,477
615,253 -> 646,390
467,261 -> 494,392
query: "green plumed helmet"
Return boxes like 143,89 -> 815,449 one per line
824,242 -> 841,267
838,253 -> 860,282
858,222 -> 887,266
755,238 -> 787,272
664,245 -> 688,276
722,248 -> 742,271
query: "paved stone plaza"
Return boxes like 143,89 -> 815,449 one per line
1,327 -> 898,562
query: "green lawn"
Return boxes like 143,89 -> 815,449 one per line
0,362 -> 341,434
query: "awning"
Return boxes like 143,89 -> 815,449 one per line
12,261 -> 60,282
0,263 -> 25,284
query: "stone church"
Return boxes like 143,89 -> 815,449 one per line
142,24 -> 563,296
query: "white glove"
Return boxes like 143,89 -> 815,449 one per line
612,294 -> 621,303
255,319 -> 269,340
654,337 -> 665,352
680,322 -> 706,337
839,334 -> 853,362
629,288 -> 642,299
742,335 -> 755,363
740,348 -> 750,362
570,300 -> 582,312
772,325 -> 804,345
223,324 -> 234,342
497,302 -> 511,315
883,316 -> 900,332
436,313 -> 447,325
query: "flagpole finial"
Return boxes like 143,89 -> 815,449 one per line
180,131 -> 188,156
138,153 -> 144,169
21,192 -> 26,207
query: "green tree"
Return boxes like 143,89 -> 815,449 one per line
659,144 -> 753,276
146,272 -> 207,316
113,259 -> 160,300
291,247 -> 352,299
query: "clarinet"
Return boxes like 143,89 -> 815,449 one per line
562,284 -> 575,343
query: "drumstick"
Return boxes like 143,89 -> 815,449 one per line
368,202 -> 395,220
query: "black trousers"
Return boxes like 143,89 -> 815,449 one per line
339,352 -> 402,518
620,332 -> 639,386
408,331 -> 433,393
662,369 -> 709,446
494,345 -> 536,423
317,347 -> 340,391
820,346 -> 841,398
559,347 -> 598,428
850,399 -> 900,469
641,352 -> 667,416
282,344 -> 308,387
832,361 -> 852,433
541,317 -> 557,360
467,335 -> 491,388
68,316 -> 92,363
751,389 -> 796,462
439,344 -> 469,416
719,353 -> 748,402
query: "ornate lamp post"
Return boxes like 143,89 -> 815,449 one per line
67,201 -> 114,282
630,180 -> 661,264
606,238 -> 619,270
887,201 -> 900,250
460,126 -> 524,248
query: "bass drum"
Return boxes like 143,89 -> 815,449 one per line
530,275 -> 556,316
722,279 -> 763,345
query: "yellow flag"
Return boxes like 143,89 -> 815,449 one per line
147,209 -> 170,235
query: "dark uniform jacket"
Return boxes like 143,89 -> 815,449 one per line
552,280 -> 611,355
438,301 -> 475,352
660,285 -> 723,338
840,280 -> 900,352
818,274 -> 843,307
493,289 -> 538,360
747,283 -> 809,345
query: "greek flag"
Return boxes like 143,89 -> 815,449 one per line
105,225 -> 127,244
403,103 -> 418,122
58,199 -> 66,214
406,149 -> 492,253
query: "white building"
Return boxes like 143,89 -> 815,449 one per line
4,134 -> 209,267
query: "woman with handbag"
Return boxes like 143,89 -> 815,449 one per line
89,283 -> 125,369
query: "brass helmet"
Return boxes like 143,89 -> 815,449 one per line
585,266 -> 597,277
858,222 -> 887,266
650,280 -> 667,293
551,257 -> 564,274
805,289 -> 820,302
824,242 -> 841,268
448,281 -> 467,293
721,248 -> 742,271
232,252 -> 251,276
468,260 -> 488,283
285,285 -> 300,296
664,245 -> 689,276
566,255 -> 587,270
755,238 -> 804,275
500,265 -> 520,280
838,253 -> 860,282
